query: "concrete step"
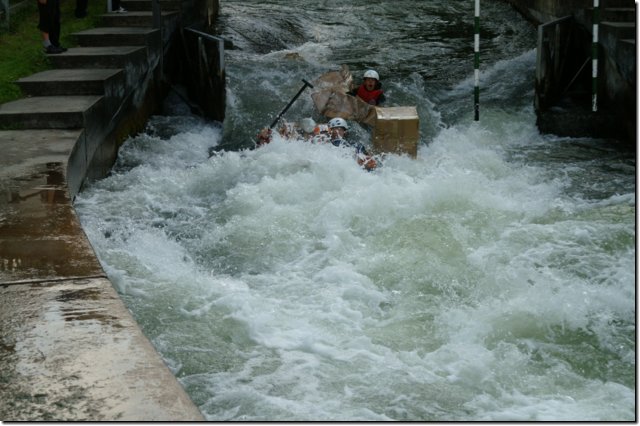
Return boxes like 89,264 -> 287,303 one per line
15,69 -> 126,115
46,46 -> 147,69
73,27 -> 161,48
99,10 -> 178,27
121,0 -> 152,11
600,21 -> 636,39
583,7 -> 635,24
601,7 -> 636,22
16,69 -> 125,97
602,0 -> 636,7
0,96 -> 104,129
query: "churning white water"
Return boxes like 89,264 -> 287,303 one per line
74,0 -> 635,421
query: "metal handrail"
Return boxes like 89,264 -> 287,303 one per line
184,27 -> 226,74
535,15 -> 574,111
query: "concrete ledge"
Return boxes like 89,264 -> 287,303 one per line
17,69 -> 125,97
73,27 -> 161,49
0,130 -> 104,283
47,46 -> 148,71
0,276 -> 204,421
0,129 -> 204,420
0,96 -> 105,129
100,10 -> 179,28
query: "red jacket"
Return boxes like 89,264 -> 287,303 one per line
349,82 -> 385,105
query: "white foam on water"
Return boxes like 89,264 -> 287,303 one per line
75,1 -> 635,418
76,107 -> 635,420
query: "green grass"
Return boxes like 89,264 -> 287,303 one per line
0,0 -> 106,104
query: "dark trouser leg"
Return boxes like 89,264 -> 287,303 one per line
75,0 -> 87,17
43,0 -> 61,46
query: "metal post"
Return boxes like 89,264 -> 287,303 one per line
592,0 -> 599,112
474,0 -> 480,121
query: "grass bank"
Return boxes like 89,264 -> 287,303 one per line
0,0 -> 105,104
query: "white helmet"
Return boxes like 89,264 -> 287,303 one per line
328,117 -> 349,130
363,69 -> 379,80
300,117 -> 316,133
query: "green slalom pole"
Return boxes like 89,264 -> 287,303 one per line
474,0 -> 480,121
592,0 -> 599,112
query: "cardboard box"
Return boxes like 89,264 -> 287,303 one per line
371,106 -> 419,158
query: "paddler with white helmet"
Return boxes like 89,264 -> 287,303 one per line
327,117 -> 378,171
348,69 -> 386,106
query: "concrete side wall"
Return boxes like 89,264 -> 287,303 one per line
70,0 -> 223,198
502,0 -> 590,24
502,0 -> 636,143
69,62 -> 167,199
66,20 -> 174,198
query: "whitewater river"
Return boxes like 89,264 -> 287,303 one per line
74,0 -> 635,421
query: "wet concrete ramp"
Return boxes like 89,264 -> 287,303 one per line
0,277 -> 203,421
0,129 -> 204,420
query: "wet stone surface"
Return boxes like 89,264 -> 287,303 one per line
0,130 -> 104,282
0,130 -> 203,420
0,278 -> 203,421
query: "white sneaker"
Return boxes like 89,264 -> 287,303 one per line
114,6 -> 127,12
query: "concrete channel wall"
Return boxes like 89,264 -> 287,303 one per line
0,0 -> 217,420
502,0 -> 636,143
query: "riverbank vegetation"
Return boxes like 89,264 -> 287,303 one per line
0,0 -> 104,104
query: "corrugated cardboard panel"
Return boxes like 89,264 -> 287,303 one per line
371,106 -> 419,158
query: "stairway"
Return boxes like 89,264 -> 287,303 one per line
0,0 -> 177,131
0,0 -> 181,276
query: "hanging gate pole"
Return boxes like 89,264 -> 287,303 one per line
591,0 -> 599,112
474,0 -> 480,121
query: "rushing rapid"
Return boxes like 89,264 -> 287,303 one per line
75,0 -> 635,421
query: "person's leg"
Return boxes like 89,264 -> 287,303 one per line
48,0 -> 61,47
41,30 -> 50,47
38,0 -> 59,53
37,0 -> 50,46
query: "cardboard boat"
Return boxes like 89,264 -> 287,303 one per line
311,65 -> 419,158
